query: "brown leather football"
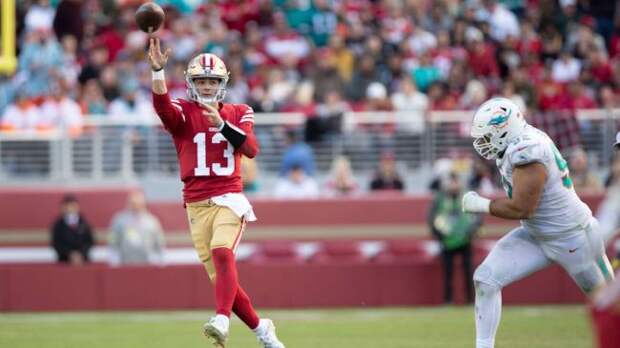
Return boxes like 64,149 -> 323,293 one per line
135,2 -> 165,33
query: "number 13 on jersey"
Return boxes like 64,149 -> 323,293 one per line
193,132 -> 235,176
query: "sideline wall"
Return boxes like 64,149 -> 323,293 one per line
0,262 -> 584,311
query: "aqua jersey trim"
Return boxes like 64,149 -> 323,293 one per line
487,109 -> 512,126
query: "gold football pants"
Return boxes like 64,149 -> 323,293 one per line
186,199 -> 246,282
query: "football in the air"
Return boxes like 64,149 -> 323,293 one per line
135,2 -> 165,33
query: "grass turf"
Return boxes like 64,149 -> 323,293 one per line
0,305 -> 592,348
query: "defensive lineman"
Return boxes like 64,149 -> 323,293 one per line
462,97 -> 614,348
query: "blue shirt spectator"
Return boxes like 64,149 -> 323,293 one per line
279,131 -> 316,177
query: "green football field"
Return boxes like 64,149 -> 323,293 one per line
0,305 -> 593,348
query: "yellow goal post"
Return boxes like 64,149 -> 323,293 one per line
0,0 -> 17,75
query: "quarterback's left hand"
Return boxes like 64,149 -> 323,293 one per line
462,191 -> 491,214
201,102 -> 224,129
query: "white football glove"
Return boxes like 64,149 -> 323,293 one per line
462,191 -> 491,213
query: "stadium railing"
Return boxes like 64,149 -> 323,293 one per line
0,109 -> 617,182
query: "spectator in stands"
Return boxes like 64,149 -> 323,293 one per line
79,79 -> 108,115
364,82 -> 392,111
51,195 -> 94,265
391,78 -> 428,116
264,68 -> 296,111
59,35 -> 81,90
0,90 -> 41,131
264,11 -> 311,67
390,78 -> 427,134
108,191 -> 165,266
77,45 -> 109,86
346,55 -> 379,102
428,171 -> 481,304
327,34 -> 354,83
273,165 -> 320,199
551,49 -> 581,83
569,147 -> 603,193
370,152 -> 404,191
18,28 -> 63,98
24,0 -> 55,34
108,78 -> 155,123
40,79 -> 83,136
412,52 -> 440,94
459,79 -> 488,110
279,130 -> 316,177
311,48 -> 345,104
53,0 -> 85,44
499,81 -> 526,112
324,155 -> 358,197
479,0 -> 520,42
306,90 -> 349,142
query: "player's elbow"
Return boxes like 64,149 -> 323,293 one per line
516,205 -> 536,219
242,144 -> 259,158
244,148 -> 258,159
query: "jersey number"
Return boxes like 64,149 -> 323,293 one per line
551,144 -> 573,189
193,133 -> 234,176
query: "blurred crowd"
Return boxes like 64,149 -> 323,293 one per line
1,0 -> 620,139
2,0 -> 620,198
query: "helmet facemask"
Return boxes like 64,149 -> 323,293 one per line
473,132 -> 504,160
186,75 -> 228,105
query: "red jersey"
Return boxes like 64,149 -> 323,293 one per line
152,92 -> 258,203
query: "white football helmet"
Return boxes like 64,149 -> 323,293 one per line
470,97 -> 528,160
185,53 -> 229,104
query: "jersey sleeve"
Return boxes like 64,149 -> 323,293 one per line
234,105 -> 259,158
507,138 -> 546,167
152,92 -> 185,134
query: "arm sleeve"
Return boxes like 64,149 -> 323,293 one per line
152,92 -> 185,134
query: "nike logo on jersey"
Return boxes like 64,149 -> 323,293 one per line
568,248 -> 578,253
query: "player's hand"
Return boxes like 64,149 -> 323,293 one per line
148,37 -> 171,71
462,191 -> 491,214
200,102 -> 224,128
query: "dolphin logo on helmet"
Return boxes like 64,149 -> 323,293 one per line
471,98 -> 528,160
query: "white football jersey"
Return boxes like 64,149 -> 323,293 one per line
496,125 -> 592,237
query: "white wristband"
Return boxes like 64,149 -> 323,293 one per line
152,69 -> 165,81
462,191 -> 491,214
474,196 -> 491,213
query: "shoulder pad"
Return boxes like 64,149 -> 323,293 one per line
506,136 -> 545,167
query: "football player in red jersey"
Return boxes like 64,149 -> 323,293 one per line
590,134 -> 620,348
148,37 -> 285,348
